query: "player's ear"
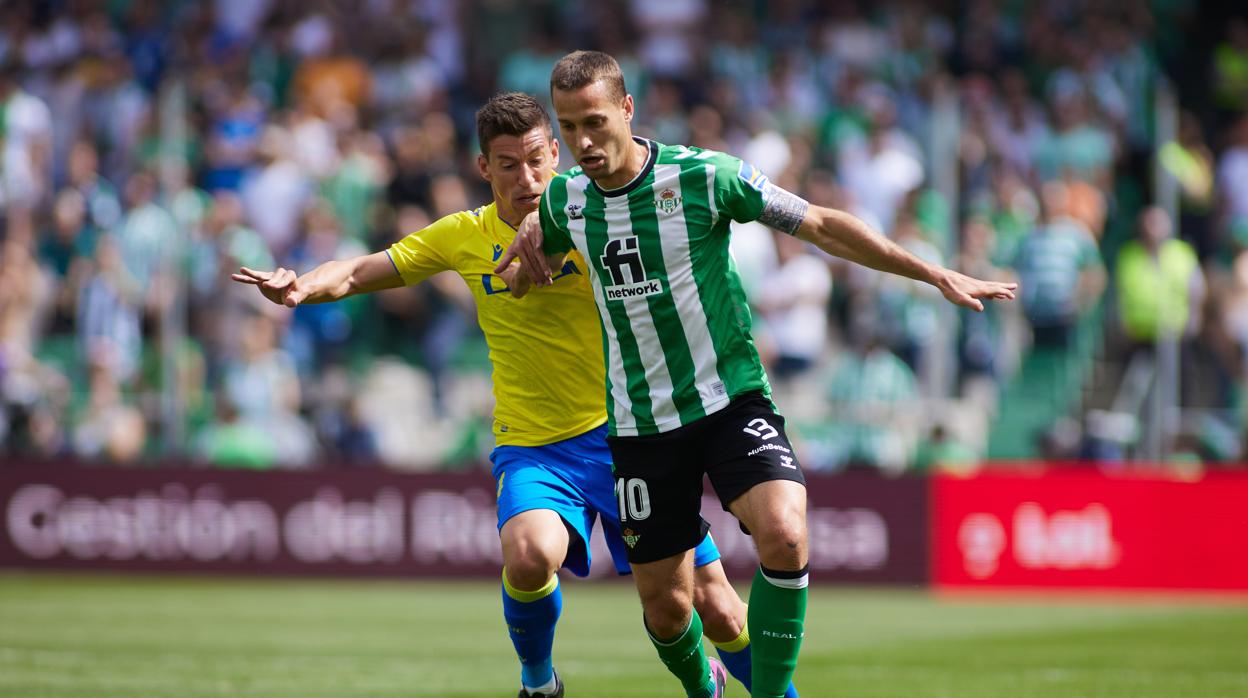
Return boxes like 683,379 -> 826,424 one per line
549,137 -> 559,163
477,152 -> 491,182
622,94 -> 634,122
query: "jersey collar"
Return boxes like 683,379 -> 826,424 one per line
590,137 -> 658,198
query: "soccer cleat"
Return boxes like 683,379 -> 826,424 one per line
518,671 -> 564,698
707,657 -> 728,698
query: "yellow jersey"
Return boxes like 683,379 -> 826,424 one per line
387,202 -> 607,447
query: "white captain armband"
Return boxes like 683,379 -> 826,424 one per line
757,185 -> 810,235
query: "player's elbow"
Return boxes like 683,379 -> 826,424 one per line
799,207 -> 849,257
344,254 -> 399,297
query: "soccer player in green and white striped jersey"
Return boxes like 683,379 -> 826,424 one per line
497,51 -> 1017,698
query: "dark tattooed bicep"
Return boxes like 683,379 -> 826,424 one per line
757,187 -> 810,235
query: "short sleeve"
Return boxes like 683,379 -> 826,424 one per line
712,153 -> 771,224
386,213 -> 459,286
540,185 -> 574,256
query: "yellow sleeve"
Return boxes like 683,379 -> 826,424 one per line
385,213 -> 464,286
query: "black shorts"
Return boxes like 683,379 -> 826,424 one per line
606,391 -> 806,564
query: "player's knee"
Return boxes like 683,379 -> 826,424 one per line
692,585 -> 743,643
754,510 -> 808,570
639,586 -> 693,638
639,583 -> 690,613
502,538 -> 562,591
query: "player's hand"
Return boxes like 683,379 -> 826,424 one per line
494,211 -> 552,286
935,270 -> 1017,312
230,267 -> 309,308
495,260 -> 532,298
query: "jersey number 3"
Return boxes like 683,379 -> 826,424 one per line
743,418 -> 778,440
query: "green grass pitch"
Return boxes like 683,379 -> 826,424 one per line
1,573 -> 1246,697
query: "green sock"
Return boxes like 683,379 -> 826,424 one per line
647,609 -> 715,697
749,565 -> 808,697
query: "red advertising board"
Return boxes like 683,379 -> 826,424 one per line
933,470 -> 1248,591
0,464 -> 928,583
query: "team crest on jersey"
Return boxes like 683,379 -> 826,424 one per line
655,188 -> 681,215
622,528 -> 641,549
566,203 -> 584,220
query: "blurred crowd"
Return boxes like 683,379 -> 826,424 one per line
0,0 -> 1245,472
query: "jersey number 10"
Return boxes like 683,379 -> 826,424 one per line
616,478 -> 652,521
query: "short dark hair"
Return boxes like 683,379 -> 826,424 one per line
550,50 -> 627,102
475,92 -> 552,156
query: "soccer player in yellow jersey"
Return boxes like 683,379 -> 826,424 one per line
232,92 -> 786,697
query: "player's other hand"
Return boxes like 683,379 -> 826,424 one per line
495,260 -> 532,298
935,270 -> 1017,312
494,211 -> 552,286
230,267 -> 308,308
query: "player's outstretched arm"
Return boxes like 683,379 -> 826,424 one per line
493,210 -> 567,297
231,251 -> 402,308
791,204 -> 1017,312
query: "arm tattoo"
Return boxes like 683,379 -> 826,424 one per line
757,186 -> 810,235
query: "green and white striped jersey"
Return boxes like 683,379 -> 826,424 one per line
540,138 -> 781,437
